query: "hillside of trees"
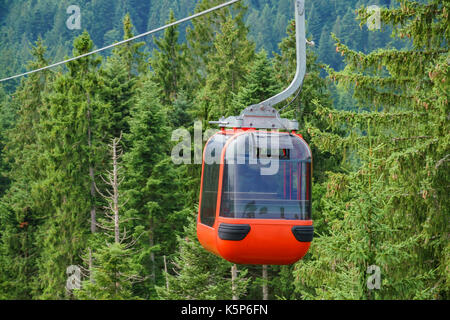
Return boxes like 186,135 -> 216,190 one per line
1,1 -> 401,90
0,0 -> 448,300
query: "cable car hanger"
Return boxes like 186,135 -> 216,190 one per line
209,0 -> 314,132
198,0 -> 314,265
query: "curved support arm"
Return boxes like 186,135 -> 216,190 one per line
249,0 -> 306,110
210,0 -> 308,131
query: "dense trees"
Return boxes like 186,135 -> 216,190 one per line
293,0 -> 449,299
0,0 -> 448,300
0,0 -> 398,97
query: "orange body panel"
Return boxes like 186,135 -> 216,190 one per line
216,218 -> 312,265
197,129 -> 313,265
196,216 -> 312,265
196,222 -> 220,256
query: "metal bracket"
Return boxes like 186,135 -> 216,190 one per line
210,0 -> 307,130
210,104 -> 299,130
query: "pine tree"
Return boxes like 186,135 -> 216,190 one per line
232,50 -> 280,113
150,9 -> 189,105
0,87 -> 15,197
294,0 -> 449,299
168,91 -> 193,129
199,15 -> 255,120
33,31 -> 109,298
0,39 -> 52,299
307,3 -> 322,43
156,213 -> 249,300
122,78 -> 184,298
100,14 -> 147,140
186,0 -> 249,89
75,136 -> 144,300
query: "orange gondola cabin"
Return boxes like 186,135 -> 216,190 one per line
197,0 -> 313,265
197,106 -> 313,265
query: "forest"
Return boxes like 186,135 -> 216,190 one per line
0,0 -> 448,300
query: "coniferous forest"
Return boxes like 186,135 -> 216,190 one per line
0,0 -> 448,301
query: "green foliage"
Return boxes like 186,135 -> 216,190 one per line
294,0 -> 449,299
200,14 -> 255,120
99,14 -> 147,140
121,78 -> 190,298
150,10 -> 189,105
156,213 -> 250,300
232,50 -> 281,112
0,39 -> 53,299
186,0 -> 249,88
0,87 -> 15,196
0,0 -> 447,301
31,31 -> 111,299
75,243 -> 142,300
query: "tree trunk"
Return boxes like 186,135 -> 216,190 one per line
149,217 -> 155,283
86,92 -> 96,234
112,138 -> 120,244
231,264 -> 238,300
262,265 -> 268,300
88,247 -> 94,283
164,255 -> 169,291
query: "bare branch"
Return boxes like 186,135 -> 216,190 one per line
435,154 -> 450,169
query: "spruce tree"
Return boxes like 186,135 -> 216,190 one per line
150,10 -> 189,105
0,39 -> 52,299
186,0 -> 248,89
100,14 -> 147,140
122,78 -> 186,298
294,0 -> 449,299
75,136 -> 143,300
156,213 -> 249,300
33,31 -> 109,298
232,50 -> 281,111
199,15 -> 255,121
0,87 -> 14,197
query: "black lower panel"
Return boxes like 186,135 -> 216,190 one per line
218,223 -> 251,241
292,225 -> 314,242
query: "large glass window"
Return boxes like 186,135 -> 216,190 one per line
220,133 -> 312,220
199,133 -> 230,227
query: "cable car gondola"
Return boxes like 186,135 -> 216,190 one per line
197,0 -> 313,265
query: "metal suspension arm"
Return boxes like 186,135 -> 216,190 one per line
210,0 -> 308,131
257,0 -> 306,109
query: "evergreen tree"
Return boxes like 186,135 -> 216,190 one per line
0,0 -> 447,302
150,10 -> 189,105
156,213 -> 249,300
186,0 -> 248,88
232,50 -> 280,113
122,78 -> 186,298
75,242 -> 142,299
168,91 -> 193,129
294,0 -> 449,299
307,3 -> 322,43
33,31 -> 109,298
318,25 -> 336,70
100,14 -> 147,140
0,87 -> 15,197
75,136 -> 143,300
199,15 -> 255,120
0,39 -> 52,299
